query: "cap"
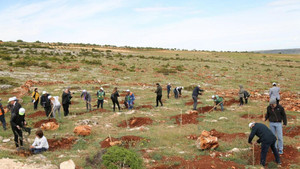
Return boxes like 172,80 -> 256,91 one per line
8,97 -> 15,103
198,85 -> 201,88
270,98 -> 276,105
249,122 -> 255,128
19,108 -> 25,115
42,91 -> 47,94
126,89 -> 130,92
100,87 -> 104,90
168,83 -> 170,85
272,82 -> 277,86
48,95 -> 52,99
212,95 -> 215,99
82,90 -> 87,93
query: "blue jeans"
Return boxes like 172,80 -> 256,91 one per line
219,102 -> 224,111
167,90 -> 170,98
192,96 -> 198,110
261,141 -> 281,166
128,101 -> 134,110
30,147 -> 47,154
269,122 -> 283,151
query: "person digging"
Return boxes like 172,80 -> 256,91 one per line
211,95 -> 224,111
81,90 -> 92,112
248,122 -> 281,168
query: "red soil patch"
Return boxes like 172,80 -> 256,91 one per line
100,135 -> 147,148
284,126 -> 300,137
151,156 -> 243,169
27,111 -> 45,118
197,106 -> 215,113
135,105 -> 153,110
249,145 -> 299,168
48,137 -> 77,151
240,114 -> 263,119
185,101 -> 202,106
170,111 -> 205,125
118,117 -> 153,128
224,98 -> 240,106
33,119 -> 57,128
14,149 -> 32,157
186,129 -> 246,142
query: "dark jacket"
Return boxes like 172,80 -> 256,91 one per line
265,105 -> 287,125
62,92 -> 72,105
248,123 -> 276,144
40,94 -> 51,108
111,91 -> 120,101
81,92 -> 92,102
11,102 -> 22,118
0,103 -> 5,115
155,85 -> 162,96
192,87 -> 204,97
10,113 -> 25,129
167,85 -> 171,91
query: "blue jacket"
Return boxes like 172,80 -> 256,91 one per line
192,87 -> 204,97
167,85 -> 171,91
248,123 -> 276,144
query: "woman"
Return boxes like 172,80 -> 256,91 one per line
30,129 -> 49,154
32,88 -> 40,110
111,87 -> 121,112
49,96 -> 61,118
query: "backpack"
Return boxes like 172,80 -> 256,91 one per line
244,91 -> 250,98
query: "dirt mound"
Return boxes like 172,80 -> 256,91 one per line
248,145 -> 299,168
40,122 -> 59,130
135,105 -> 153,110
151,156 -> 243,169
197,106 -> 215,113
240,114 -> 263,119
100,135 -> 147,148
284,126 -> 300,137
224,98 -> 240,106
74,125 -> 92,136
33,119 -> 57,128
48,137 -> 77,151
185,101 -> 202,106
210,129 -> 247,142
118,117 -> 153,128
170,111 -> 205,125
27,111 -> 45,118
14,149 -> 32,157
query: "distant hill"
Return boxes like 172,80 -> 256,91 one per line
255,48 -> 300,54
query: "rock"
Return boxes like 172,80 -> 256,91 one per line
60,159 -> 75,169
76,119 -> 98,126
196,130 -> 219,150
128,126 -> 149,131
0,85 -> 13,90
218,117 -> 228,120
2,139 -> 10,143
203,119 -> 218,123
41,122 -> 59,130
73,125 -> 92,136
109,140 -> 122,146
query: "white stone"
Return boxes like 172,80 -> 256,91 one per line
218,117 -> 228,120
2,139 -> 10,143
60,159 -> 75,169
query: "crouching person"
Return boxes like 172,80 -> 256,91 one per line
30,129 -> 49,154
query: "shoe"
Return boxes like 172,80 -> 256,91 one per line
278,150 -> 283,155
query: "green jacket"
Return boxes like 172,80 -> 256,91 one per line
97,91 -> 105,100
214,95 -> 223,103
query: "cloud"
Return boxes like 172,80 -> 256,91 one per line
134,7 -> 182,13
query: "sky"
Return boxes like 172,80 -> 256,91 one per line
0,0 -> 299,51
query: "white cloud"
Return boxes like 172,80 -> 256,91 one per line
135,7 -> 182,12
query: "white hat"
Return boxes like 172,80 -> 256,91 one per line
249,122 -> 255,128
126,89 -> 130,92
168,83 -> 170,85
100,87 -> 104,90
272,82 -> 276,86
48,95 -> 52,99
198,85 -> 201,88
8,97 -> 15,103
181,87 -> 184,89
42,91 -> 47,94
82,90 -> 87,93
19,108 -> 25,115
212,95 -> 215,99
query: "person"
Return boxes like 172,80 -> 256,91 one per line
155,83 -> 163,107
0,98 -> 6,130
30,129 -> 49,154
81,90 -> 92,111
111,87 -> 121,112
173,87 -> 179,99
265,98 -> 287,154
8,97 -> 22,118
97,87 -> 105,109
167,83 -> 171,99
238,85 -> 245,106
269,82 -> 280,105
178,86 -> 183,97
10,108 -> 31,148
244,90 -> 250,104
62,88 -> 72,116
40,91 -> 52,117
31,88 -> 40,110
48,96 -> 61,119
248,122 -> 281,168
126,89 -> 135,110
212,95 -> 224,111
192,85 -> 204,110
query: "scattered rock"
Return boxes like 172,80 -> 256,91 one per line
60,159 -> 75,169
218,117 -> 228,120
203,119 -> 218,123
41,122 -> 59,131
128,126 -> 149,131
0,85 -> 13,90
2,139 -> 10,143
75,119 -> 98,126
196,130 -> 219,150
73,125 -> 92,136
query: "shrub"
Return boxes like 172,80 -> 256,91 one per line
102,146 -> 143,169
39,62 -> 51,69
175,65 -> 185,71
112,68 -> 122,71
0,77 -> 19,86
154,67 -> 176,75
13,60 -> 39,67
70,68 -> 79,72
118,62 -> 126,66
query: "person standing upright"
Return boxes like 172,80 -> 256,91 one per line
31,88 -> 40,110
8,97 -> 22,118
155,83 -> 163,107
97,87 -> 105,109
265,98 -> 287,154
126,90 -> 135,110
0,98 -> 6,130
269,82 -> 280,105
40,91 -> 52,117
62,88 -> 72,116
111,87 -> 121,112
192,85 -> 204,110
167,83 -> 171,99
238,85 -> 245,106
81,90 -> 92,112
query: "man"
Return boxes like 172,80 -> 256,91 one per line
48,96 -> 61,119
178,86 -> 183,97
244,90 -> 250,104
269,82 -> 280,105
212,95 -> 224,111
167,83 -> 171,99
40,91 -> 52,117
173,87 -> 179,99
248,122 -> 281,168
62,88 -> 72,116
31,88 -> 40,110
111,87 -> 121,112
0,98 -> 6,130
8,97 -> 22,118
192,85 -> 204,110
238,85 -> 245,106
81,90 -> 92,111
10,108 -> 30,148
97,87 -> 105,109
126,90 -> 135,110
155,83 -> 163,107
265,98 -> 287,154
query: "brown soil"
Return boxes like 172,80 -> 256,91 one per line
197,106 -> 215,113
185,101 -> 202,106
48,137 -> 77,151
151,156 -> 243,169
118,117 -> 153,128
240,114 -> 263,119
283,126 -> 300,137
100,135 -> 147,148
248,145 -> 299,168
170,111 -> 205,125
14,149 -> 32,157
135,105 -> 154,110
186,129 -> 246,142
33,119 -> 57,128
224,98 -> 240,106
27,111 -> 45,118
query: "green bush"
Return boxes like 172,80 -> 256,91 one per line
154,67 -> 176,75
102,146 -> 143,169
39,62 -> 51,69
13,60 -> 39,67
112,68 -> 122,71
0,77 -> 19,86
70,68 -> 79,72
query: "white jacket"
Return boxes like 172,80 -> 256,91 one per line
269,87 -> 280,100
32,136 -> 49,149
51,96 -> 61,107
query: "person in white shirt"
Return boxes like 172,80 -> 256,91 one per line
48,96 -> 61,118
30,129 -> 49,154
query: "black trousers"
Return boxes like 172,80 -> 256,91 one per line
63,104 -> 69,116
111,99 -> 120,111
12,127 -> 23,147
239,97 -> 244,105
44,106 -> 52,117
0,114 -> 6,130
261,141 -> 281,166
97,100 -> 104,109
245,97 -> 248,104
167,90 -> 170,99
276,98 -> 280,105
156,95 -> 163,106
34,98 -> 39,110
